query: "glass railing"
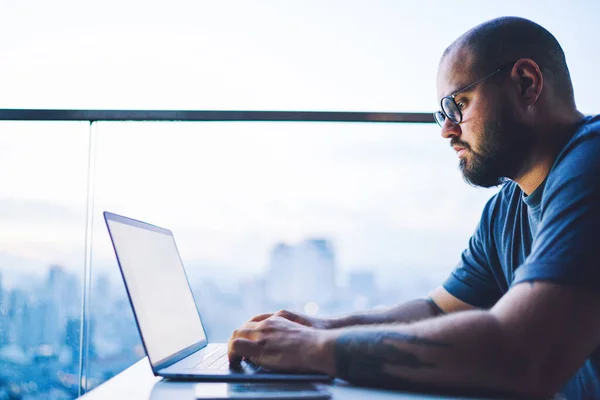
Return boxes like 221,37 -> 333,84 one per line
0,111 -> 497,399
0,121 -> 90,399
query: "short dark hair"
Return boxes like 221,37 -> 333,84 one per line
444,17 -> 575,105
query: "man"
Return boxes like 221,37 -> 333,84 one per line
228,16 -> 600,399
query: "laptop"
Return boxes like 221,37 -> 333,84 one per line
103,211 -> 332,382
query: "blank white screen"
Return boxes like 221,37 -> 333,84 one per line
107,218 -> 206,365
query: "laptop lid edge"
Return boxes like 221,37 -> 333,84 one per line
103,211 -> 209,374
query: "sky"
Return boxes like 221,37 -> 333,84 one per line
0,0 -> 599,287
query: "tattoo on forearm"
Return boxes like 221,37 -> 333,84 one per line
335,331 -> 451,383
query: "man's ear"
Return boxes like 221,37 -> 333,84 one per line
510,58 -> 543,105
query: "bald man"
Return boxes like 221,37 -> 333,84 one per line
228,17 -> 600,399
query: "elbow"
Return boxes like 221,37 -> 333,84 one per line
525,362 -> 573,399
502,348 -> 566,399
513,375 -> 563,400
514,381 -> 560,400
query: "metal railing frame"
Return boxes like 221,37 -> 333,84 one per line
0,109 -> 434,123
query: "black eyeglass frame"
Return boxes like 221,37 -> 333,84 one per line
434,60 -> 518,127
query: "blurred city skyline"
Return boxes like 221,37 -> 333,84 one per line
0,230 -> 455,293
0,235 -> 443,398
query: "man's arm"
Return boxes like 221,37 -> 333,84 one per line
327,286 -> 477,328
311,281 -> 600,398
249,287 -> 477,329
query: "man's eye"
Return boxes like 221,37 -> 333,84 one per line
456,100 -> 467,110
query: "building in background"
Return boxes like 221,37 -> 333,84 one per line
0,272 -> 7,346
265,238 -> 337,310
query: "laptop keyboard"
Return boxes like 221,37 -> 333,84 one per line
189,345 -> 261,373
192,346 -> 230,370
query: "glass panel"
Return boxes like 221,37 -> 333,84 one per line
0,1 -> 598,112
0,122 -> 89,399
87,121 -> 496,385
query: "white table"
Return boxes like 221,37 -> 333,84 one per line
77,357 -> 496,400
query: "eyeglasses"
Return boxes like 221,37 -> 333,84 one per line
434,61 -> 516,127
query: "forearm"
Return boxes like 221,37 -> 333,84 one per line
327,298 -> 443,329
314,310 -> 544,398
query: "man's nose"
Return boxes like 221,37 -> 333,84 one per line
440,118 -> 461,140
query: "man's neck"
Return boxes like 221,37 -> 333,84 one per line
514,111 -> 585,195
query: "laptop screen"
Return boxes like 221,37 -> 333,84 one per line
105,214 -> 207,366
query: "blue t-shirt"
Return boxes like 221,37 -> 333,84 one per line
443,115 -> 600,398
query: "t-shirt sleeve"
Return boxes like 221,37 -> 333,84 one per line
513,132 -> 600,289
443,196 -> 504,309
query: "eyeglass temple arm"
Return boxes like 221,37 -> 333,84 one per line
452,67 -> 503,96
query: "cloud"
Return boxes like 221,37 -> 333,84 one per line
0,198 -> 85,226
0,198 -> 87,271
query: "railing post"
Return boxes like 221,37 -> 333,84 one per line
78,121 -> 98,396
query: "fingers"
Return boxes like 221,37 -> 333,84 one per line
246,310 -> 310,327
228,338 -> 261,364
275,309 -> 299,321
254,310 -> 297,322
228,321 -> 264,363
228,338 -> 283,370
248,313 -> 273,323
230,324 -> 260,341
274,310 -> 310,326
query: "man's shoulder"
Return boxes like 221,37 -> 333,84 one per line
542,115 -> 600,208
554,115 -> 600,164
575,114 -> 600,137
570,114 -> 600,143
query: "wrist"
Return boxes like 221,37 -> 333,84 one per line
326,315 -> 351,329
322,317 -> 336,330
305,330 -> 338,376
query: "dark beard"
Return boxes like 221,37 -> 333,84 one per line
457,115 -> 535,188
